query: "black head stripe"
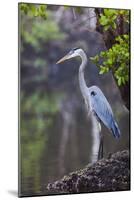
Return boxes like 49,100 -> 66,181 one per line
72,47 -> 80,51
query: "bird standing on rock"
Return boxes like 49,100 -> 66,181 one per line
56,48 -> 121,161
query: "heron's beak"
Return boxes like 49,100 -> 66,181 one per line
56,54 -> 70,64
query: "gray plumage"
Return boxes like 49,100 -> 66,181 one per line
88,86 -> 121,138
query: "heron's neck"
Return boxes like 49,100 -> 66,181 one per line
78,51 -> 88,99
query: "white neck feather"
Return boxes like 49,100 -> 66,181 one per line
78,50 -> 88,99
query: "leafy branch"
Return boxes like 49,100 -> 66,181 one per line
90,34 -> 129,86
99,9 -> 129,31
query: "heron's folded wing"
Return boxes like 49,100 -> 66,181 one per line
91,94 -> 114,133
91,94 -> 120,138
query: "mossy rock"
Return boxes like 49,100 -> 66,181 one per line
47,150 -> 130,194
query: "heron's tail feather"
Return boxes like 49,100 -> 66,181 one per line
111,120 -> 121,139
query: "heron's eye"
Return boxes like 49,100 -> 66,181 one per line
91,91 -> 96,96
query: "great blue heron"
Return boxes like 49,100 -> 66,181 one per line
56,48 -> 121,161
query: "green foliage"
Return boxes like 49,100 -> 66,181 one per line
21,92 -> 59,116
21,12 -> 66,52
99,9 -> 129,31
99,9 -> 117,31
20,4 -> 67,93
20,3 -> 47,19
22,18 -> 66,50
90,34 -> 129,86
91,9 -> 130,87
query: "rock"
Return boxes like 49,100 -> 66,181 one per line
47,150 -> 130,194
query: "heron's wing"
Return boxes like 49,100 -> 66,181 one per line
90,94 -> 120,138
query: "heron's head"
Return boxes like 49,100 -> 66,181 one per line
56,48 -> 83,64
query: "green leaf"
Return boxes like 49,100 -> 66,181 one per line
90,55 -> 99,63
104,25 -> 110,31
99,15 -> 108,26
99,66 -> 109,74
99,70 -> 104,75
118,77 -> 122,86
112,22 -> 117,29
31,5 -> 36,15
40,5 -> 46,12
104,9 -> 117,17
100,51 -> 107,57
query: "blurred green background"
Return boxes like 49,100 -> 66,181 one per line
19,4 -> 130,196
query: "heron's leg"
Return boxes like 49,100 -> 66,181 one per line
98,137 -> 100,160
100,134 -> 103,159
98,128 -> 103,160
